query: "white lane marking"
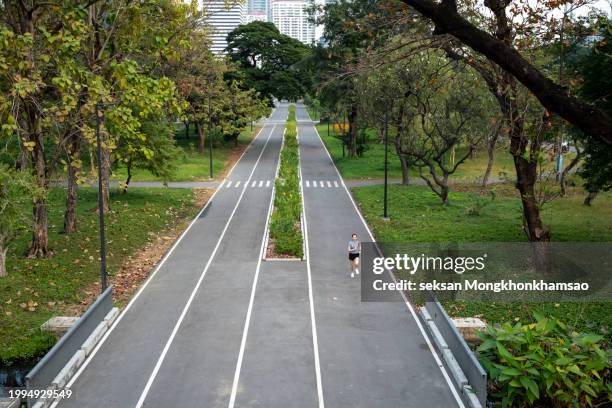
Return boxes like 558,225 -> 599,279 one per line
226,181 -> 233,188
55,122 -> 270,407
252,180 -> 257,187
313,181 -> 317,187
306,180 -> 310,188
319,180 -> 325,188
297,132 -> 325,408
235,181 -> 241,188
258,180 -> 264,187
227,154 -> 278,408
311,124 -> 465,408
333,181 -> 339,188
326,181 -> 331,188
134,125 -> 277,408
266,180 -> 270,187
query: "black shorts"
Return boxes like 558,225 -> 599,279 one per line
348,253 -> 359,261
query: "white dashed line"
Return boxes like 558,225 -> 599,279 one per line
226,181 -> 232,188
306,180 -> 310,188
235,181 -> 241,188
326,181 -> 331,188
266,180 -> 270,187
258,180 -> 264,187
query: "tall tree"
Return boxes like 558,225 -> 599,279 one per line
400,0 -> 612,145
226,21 -> 312,103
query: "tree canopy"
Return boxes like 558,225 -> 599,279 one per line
226,21 -> 313,102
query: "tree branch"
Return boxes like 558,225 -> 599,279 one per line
401,0 -> 612,144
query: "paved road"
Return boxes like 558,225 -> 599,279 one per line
54,103 -> 461,408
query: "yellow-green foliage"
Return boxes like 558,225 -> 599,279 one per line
269,105 -> 303,257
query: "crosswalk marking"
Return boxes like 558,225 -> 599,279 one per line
221,179 -> 343,189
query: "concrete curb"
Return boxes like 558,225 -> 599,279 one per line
420,307 -> 483,408
0,398 -> 20,408
32,307 -> 120,408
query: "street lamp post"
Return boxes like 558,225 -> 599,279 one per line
208,93 -> 213,179
383,106 -> 389,219
95,103 -> 108,292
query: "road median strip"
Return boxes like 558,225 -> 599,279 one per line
266,105 -> 304,259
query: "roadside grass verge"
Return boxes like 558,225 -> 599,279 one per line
0,187 -> 197,364
351,184 -> 612,338
268,105 -> 303,258
111,126 -> 257,182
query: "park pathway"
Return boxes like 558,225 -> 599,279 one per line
53,103 -> 462,408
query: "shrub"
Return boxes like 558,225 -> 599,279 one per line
477,311 -> 611,408
269,105 -> 303,258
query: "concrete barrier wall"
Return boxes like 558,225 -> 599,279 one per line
26,287 -> 113,407
424,300 -> 487,407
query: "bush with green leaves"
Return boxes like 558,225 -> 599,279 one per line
477,312 -> 611,407
269,105 -> 303,257
0,166 -> 41,277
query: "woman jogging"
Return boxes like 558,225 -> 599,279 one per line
348,233 -> 361,278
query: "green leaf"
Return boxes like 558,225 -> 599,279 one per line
501,367 -> 522,377
496,342 -> 514,361
519,376 -> 539,399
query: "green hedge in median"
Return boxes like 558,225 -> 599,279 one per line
269,105 -> 303,258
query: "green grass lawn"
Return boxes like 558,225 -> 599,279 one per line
111,126 -> 257,183
352,184 -> 611,337
316,122 -> 564,182
0,187 -> 197,363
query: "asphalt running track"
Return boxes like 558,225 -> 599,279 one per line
54,103 -> 462,408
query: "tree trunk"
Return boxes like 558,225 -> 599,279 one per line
196,122 -> 205,154
122,161 -> 132,194
440,186 -> 449,205
347,104 -> 358,158
395,132 -> 410,185
513,154 -> 549,241
63,136 -> 81,233
28,133 -> 49,258
399,154 -> 410,185
583,191 -> 598,206
559,148 -> 582,196
482,144 -> 495,187
17,147 -> 29,171
0,239 -> 7,278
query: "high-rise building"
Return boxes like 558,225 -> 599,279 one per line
245,11 -> 268,23
271,0 -> 315,45
206,0 -> 245,54
248,0 -> 268,13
